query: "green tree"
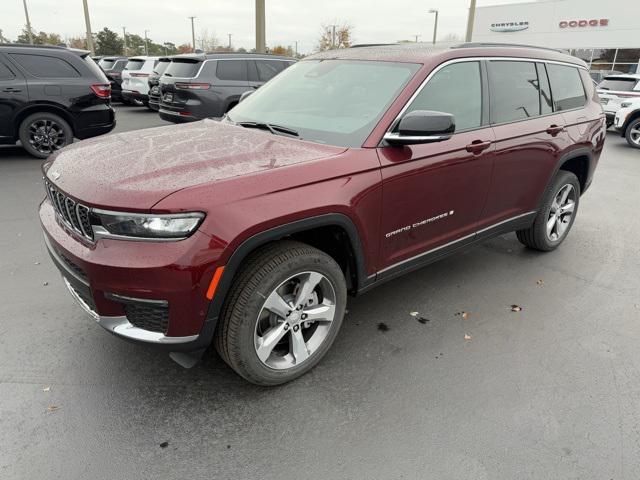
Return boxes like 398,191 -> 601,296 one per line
17,27 -> 62,46
95,28 -> 123,55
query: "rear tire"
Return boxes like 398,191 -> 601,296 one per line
624,117 -> 640,149
516,170 -> 580,251
215,241 -> 347,386
19,112 -> 73,159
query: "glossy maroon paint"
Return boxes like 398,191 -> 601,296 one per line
40,44 -> 605,340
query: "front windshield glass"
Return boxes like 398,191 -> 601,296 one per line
228,59 -> 420,147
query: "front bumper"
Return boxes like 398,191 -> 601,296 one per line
40,199 -> 221,351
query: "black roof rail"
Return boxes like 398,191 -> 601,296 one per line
453,42 -> 567,54
350,43 -> 394,48
0,42 -> 67,50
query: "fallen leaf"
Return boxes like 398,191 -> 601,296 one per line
416,316 -> 429,324
227,444 -> 231,449
536,279 -> 544,286
464,334 -> 472,341
34,261 -> 40,265
409,311 -> 419,317
159,441 -> 169,448
377,322 -> 390,332
42,386 -> 50,392
511,305 -> 523,312
46,405 -> 59,413
43,282 -> 49,286
462,312 -> 469,320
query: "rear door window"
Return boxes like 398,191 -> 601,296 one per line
404,61 -> 482,131
124,59 -> 145,71
597,77 -> 639,92
10,54 -> 80,78
216,60 -> 248,81
164,59 -> 202,78
546,64 -> 587,111
255,60 -> 285,82
489,61 -> 541,123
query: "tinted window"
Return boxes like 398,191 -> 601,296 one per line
597,77 -> 639,92
83,56 -> 107,82
536,63 -> 553,115
256,60 -> 285,82
0,61 -> 15,80
547,64 -> 587,111
114,60 -> 127,70
489,61 -> 541,123
99,59 -> 116,69
10,54 -> 79,78
405,61 -> 482,131
164,59 -> 201,78
124,59 -> 144,71
153,60 -> 171,75
216,60 -> 247,81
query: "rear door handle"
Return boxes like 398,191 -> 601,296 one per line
2,87 -> 21,93
465,140 -> 492,154
546,124 -> 565,136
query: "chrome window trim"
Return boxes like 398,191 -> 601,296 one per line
385,56 -> 588,139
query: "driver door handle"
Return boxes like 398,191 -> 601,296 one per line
546,124 -> 565,136
466,140 -> 492,154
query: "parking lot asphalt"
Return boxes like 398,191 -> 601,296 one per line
1,105 -> 640,479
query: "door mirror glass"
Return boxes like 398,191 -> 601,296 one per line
384,110 -> 454,145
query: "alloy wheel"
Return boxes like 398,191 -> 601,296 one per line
28,119 -> 66,155
254,271 -> 337,370
546,184 -> 576,242
629,125 -> 640,146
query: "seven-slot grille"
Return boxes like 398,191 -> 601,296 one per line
45,181 -> 94,241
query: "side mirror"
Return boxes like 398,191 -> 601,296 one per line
384,110 -> 455,145
239,90 -> 254,103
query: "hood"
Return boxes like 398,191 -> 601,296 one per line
47,120 -> 346,210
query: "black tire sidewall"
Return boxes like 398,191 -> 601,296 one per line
534,171 -> 581,250
19,112 -> 73,159
625,118 -> 640,149
226,247 -> 347,385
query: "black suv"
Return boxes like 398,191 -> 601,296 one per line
147,56 -> 172,111
98,56 -> 128,102
0,44 -> 115,158
159,53 -> 295,122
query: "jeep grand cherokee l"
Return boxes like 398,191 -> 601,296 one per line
0,44 -> 115,158
40,44 -> 605,385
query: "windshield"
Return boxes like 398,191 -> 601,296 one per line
124,59 -> 144,71
598,77 -> 640,92
228,59 -> 420,147
153,60 -> 171,75
164,58 -> 202,78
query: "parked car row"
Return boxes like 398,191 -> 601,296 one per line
595,72 -> 640,147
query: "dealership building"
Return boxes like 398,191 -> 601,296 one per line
471,0 -> 640,73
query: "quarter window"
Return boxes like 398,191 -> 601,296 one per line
546,64 -> 587,111
10,54 -> 79,78
489,61 -> 541,123
255,60 -> 285,82
403,61 -> 482,132
216,60 -> 248,81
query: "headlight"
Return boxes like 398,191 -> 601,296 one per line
92,210 -> 205,240
621,102 -> 633,108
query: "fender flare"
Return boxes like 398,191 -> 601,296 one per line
201,213 -> 371,333
536,146 -> 594,211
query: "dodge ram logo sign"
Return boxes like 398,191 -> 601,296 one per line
559,19 -> 609,28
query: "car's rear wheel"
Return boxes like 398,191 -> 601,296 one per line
19,112 -> 73,159
624,117 -> 640,149
215,241 -> 347,386
516,170 -> 580,251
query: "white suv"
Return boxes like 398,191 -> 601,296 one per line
121,56 -> 160,106
596,73 -> 640,127
614,97 -> 640,148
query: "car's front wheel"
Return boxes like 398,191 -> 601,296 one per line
215,241 -> 347,386
19,112 -> 73,158
624,117 -> 640,149
516,170 -> 580,251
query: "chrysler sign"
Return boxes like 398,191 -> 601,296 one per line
490,21 -> 529,32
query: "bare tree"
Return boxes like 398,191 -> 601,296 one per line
441,32 -> 463,43
197,29 -> 219,52
317,21 -> 353,51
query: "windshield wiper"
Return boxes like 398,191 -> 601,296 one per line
236,121 -> 300,138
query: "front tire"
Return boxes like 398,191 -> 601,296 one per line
624,118 -> 640,149
19,112 -> 73,158
516,170 -> 580,251
215,241 -> 347,386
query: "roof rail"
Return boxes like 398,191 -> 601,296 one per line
0,42 -> 69,50
350,43 -> 394,49
453,42 -> 567,54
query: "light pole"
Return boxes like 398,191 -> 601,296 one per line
465,0 -> 477,42
228,33 -> 232,50
22,0 -> 34,44
144,29 -> 149,55
414,34 -> 421,43
294,40 -> 298,57
188,16 -> 196,52
255,0 -> 266,53
122,27 -> 127,55
428,9 -> 439,45
82,0 -> 95,55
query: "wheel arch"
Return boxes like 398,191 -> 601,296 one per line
204,213 -> 371,328
14,103 -> 76,140
622,109 -> 640,136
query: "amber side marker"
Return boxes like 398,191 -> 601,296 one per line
206,266 -> 225,300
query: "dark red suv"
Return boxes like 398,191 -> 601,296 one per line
40,44 -> 605,385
